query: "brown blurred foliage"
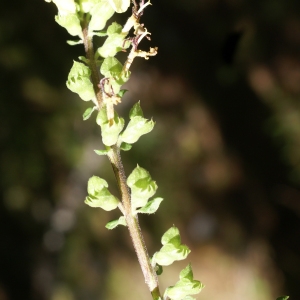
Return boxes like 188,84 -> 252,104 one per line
1,0 -> 300,299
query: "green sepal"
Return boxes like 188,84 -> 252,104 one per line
96,106 -> 125,146
55,13 -> 83,38
118,89 -> 128,98
85,176 -> 119,211
152,227 -> 191,266
120,142 -> 132,151
83,106 -> 97,120
89,0 -> 115,35
129,101 -> 144,119
108,0 -> 130,13
120,116 -> 155,144
105,216 -> 127,229
67,61 -> 95,101
276,297 -> 289,300
127,165 -> 157,209
67,40 -> 83,46
137,197 -> 163,214
94,149 -> 109,155
164,264 -> 204,300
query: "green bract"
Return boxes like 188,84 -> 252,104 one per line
83,106 -> 97,120
152,227 -> 191,266
96,107 -> 125,146
137,197 -> 163,214
88,0 -> 115,35
67,61 -> 95,101
108,0 -> 130,13
164,264 -> 204,300
120,116 -> 154,144
127,166 -> 157,210
55,13 -> 83,38
84,176 -> 119,210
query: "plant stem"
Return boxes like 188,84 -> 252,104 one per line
82,21 -> 161,300
82,25 -> 103,109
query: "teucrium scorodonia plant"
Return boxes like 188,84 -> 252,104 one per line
44,0 -> 204,299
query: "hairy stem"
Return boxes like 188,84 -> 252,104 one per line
82,23 -> 103,109
82,19 -> 161,300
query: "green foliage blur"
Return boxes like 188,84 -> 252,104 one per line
1,0 -> 300,299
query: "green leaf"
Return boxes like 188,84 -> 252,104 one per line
129,101 -> 144,119
66,61 -> 95,101
105,216 -> 127,229
137,197 -> 163,214
100,57 -> 123,77
120,116 -> 155,144
108,0 -> 130,13
67,40 -> 83,45
96,107 -> 125,146
276,297 -> 289,300
94,149 -> 109,155
83,106 -> 97,120
85,176 -> 119,211
55,13 -> 83,38
89,0 -> 115,34
164,264 -> 204,300
120,142 -> 132,151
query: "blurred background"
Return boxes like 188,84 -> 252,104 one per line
1,0 -> 300,299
